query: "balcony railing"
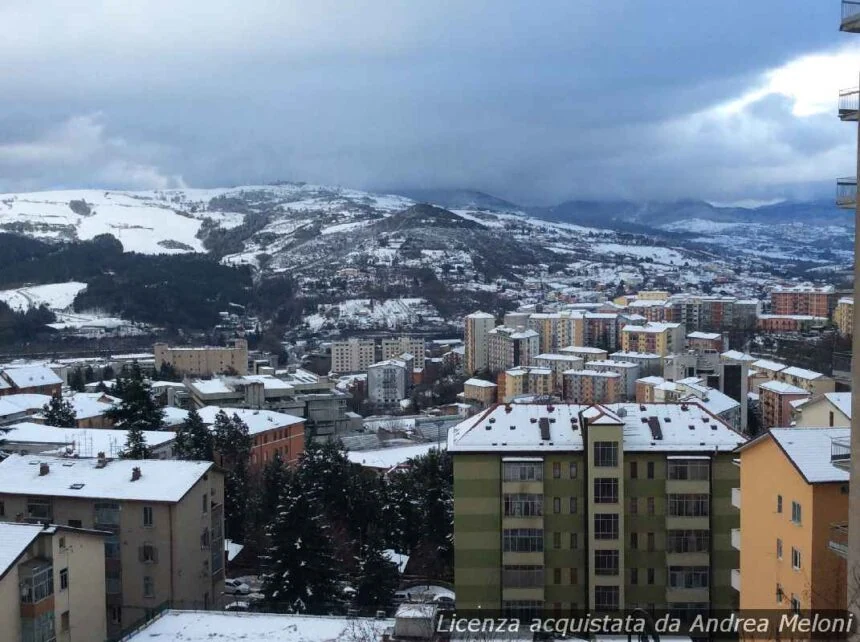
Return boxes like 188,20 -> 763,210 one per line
839,88 -> 860,120
831,436 -> 851,469
731,528 -> 740,551
829,522 -> 849,559
731,568 -> 740,592
836,177 -> 857,209
731,487 -> 741,510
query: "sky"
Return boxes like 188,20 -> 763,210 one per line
0,0 -> 859,205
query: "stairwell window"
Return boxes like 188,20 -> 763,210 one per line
143,506 -> 153,528
143,576 -> 155,599
791,547 -> 801,571
777,495 -> 783,513
791,501 -> 802,525
594,442 -> 618,467
776,538 -> 783,559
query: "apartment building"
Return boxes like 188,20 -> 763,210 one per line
585,360 -> 640,400
835,296 -> 854,336
626,299 -> 668,323
610,351 -> 662,377
154,339 -> 248,377
685,331 -> 724,353
620,323 -> 684,357
488,326 -> 540,374
561,370 -> 621,404
381,336 -> 426,361
330,338 -> 376,374
529,313 -> 563,354
0,366 -> 63,398
736,428 -> 849,612
197,406 -> 305,468
583,313 -> 622,352
794,392 -> 851,428
463,378 -> 498,407
499,367 -> 553,403
770,285 -> 836,318
777,365 -> 837,398
367,359 -> 409,410
759,381 -> 810,430
3,422 -> 177,460
560,345 -> 608,364
0,455 -> 225,640
449,402 -> 743,615
757,314 -> 827,333
465,312 -> 496,374
532,353 -> 585,393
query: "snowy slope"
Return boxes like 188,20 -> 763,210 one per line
0,282 -> 87,312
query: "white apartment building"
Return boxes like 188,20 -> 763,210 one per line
367,359 -> 409,409
465,312 -> 496,374
381,336 -> 426,361
331,338 -> 376,374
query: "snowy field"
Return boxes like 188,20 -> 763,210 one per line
304,298 -> 441,331
593,242 -> 688,265
0,282 -> 87,312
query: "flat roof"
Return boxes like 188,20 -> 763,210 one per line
763,428 -> 849,484
4,422 -> 175,457
759,380 -> 809,395
197,406 -> 304,435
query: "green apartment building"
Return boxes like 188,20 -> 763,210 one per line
448,401 -> 744,618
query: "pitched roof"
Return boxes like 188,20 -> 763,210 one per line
768,428 -> 849,483
196,406 -> 304,435
825,392 -> 852,419
0,454 -> 212,502
1,366 -> 62,389
0,523 -> 43,578
760,380 -> 809,395
3,422 -> 176,458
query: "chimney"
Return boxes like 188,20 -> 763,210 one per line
39,463 -> 49,476
131,466 -> 142,482
96,452 -> 108,469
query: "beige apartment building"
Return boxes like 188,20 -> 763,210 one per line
449,402 -> 742,616
380,336 -> 425,361
794,392 -> 851,428
488,326 -> 540,374
154,339 -> 248,376
465,311 -> 496,374
835,296 -> 853,336
330,338 -> 376,373
499,367 -> 553,403
463,378 -> 498,407
0,455 -> 225,640
0,522 -> 107,642
561,370 -> 621,405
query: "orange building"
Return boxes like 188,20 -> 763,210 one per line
197,406 -> 305,469
770,286 -> 836,318
561,369 -> 620,404
758,381 -> 810,430
757,314 -> 826,333
736,428 -> 848,617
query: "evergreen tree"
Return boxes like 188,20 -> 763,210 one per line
262,479 -> 342,613
69,367 -> 86,392
157,362 -> 181,382
212,411 -> 251,541
260,453 -> 289,521
174,407 -> 214,461
42,394 -> 77,428
106,362 -> 165,429
102,364 -> 115,381
84,365 -> 95,383
353,539 -> 399,612
124,425 -> 150,460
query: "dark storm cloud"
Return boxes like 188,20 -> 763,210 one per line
0,0 -> 855,203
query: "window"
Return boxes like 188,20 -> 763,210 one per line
106,569 -> 121,595
791,595 -> 801,614
791,501 -> 802,524
647,461 -> 655,479
20,564 -> 54,603
570,567 -> 578,584
669,566 -> 709,589
647,532 -> 655,552
503,462 -> 543,481
668,459 -> 710,481
0,500 -> 4,517
630,532 -> 638,549
143,576 -> 155,598
59,537 -> 66,550
570,533 -> 579,549
569,497 -> 578,514
630,461 -> 638,479
553,497 -> 561,514
503,529 -> 543,553
631,568 -> 639,585
777,495 -> 783,513
202,494 -> 208,513
594,478 -> 619,503
553,532 -> 561,549
140,543 -> 158,563
776,583 -> 784,603
201,528 -> 210,549
629,497 -> 638,514
667,494 -> 709,517
791,547 -> 801,570
21,612 -> 54,642
777,538 -> 783,559
569,462 -> 578,479
67,519 -> 82,528
504,494 -> 543,517
26,497 -> 52,522
503,566 -> 543,588
105,532 -> 121,560
553,568 -> 561,584
667,530 -> 710,554
594,441 -> 618,467
595,586 -> 619,611
647,497 -> 655,516
503,600 -> 542,620
60,568 -> 69,591
94,502 -> 120,526
829,411 -> 835,427
594,550 -> 619,576
594,513 -> 619,540
61,611 -> 70,632
647,568 -> 655,585
109,606 -> 122,626
552,462 -> 561,479
143,506 -> 153,527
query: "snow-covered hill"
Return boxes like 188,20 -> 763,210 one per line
0,282 -> 87,312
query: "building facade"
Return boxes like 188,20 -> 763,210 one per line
330,338 -> 376,374
835,297 -> 854,336
759,381 -> 810,430
154,339 -> 248,377
561,370 -> 621,405
465,312 -> 496,374
488,326 -> 540,374
381,336 -> 426,361
367,359 -> 409,410
770,285 -> 836,318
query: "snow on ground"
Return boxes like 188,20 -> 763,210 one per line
305,298 -> 441,331
593,242 -> 687,265
347,443 -> 446,469
320,220 -> 375,235
660,219 -> 740,233
0,282 -> 87,312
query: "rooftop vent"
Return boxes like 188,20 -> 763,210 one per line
510,425 -> 516,430
539,417 -> 551,441
689,425 -> 695,430
617,407 -> 627,418
710,425 -> 718,430
640,417 -> 648,424
96,452 -> 108,468
664,417 -> 671,423
131,466 -> 142,482
69,483 -> 85,490
680,404 -> 689,411
485,425 -> 492,431
504,404 -> 512,414
489,418 -> 496,423
39,462 -> 49,476
547,405 -> 554,413
549,418 -> 556,424
647,417 -> 663,441
530,418 -> 537,423
639,405 -> 646,411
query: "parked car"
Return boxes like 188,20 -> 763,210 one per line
433,595 -> 455,606
224,601 -> 249,612
224,579 -> 251,595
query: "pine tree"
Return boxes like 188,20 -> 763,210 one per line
124,425 -> 150,460
261,453 -> 289,520
84,365 -> 95,383
174,407 -> 213,461
42,394 -> 77,428
353,539 -> 399,611
69,367 -> 86,392
102,365 -> 115,381
212,412 -> 251,541
262,479 -> 342,614
106,362 -> 165,429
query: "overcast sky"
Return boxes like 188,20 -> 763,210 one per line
1,0 -> 859,205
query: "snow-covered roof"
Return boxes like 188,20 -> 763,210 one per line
382,549 -> 409,573
789,398 -> 809,410
838,296 -> 853,305
0,454 -> 212,502
758,314 -> 826,321
507,366 -> 552,376
197,406 -> 304,435
560,346 -> 608,354
1,394 -> 52,413
636,376 -> 666,385
761,428 -> 849,483
563,369 -> 620,378
0,523 -> 43,578
587,360 -> 639,370
189,379 -> 233,395
825,392 -> 852,419
124,611 -> 395,642
772,284 -> 835,293
781,366 -> 825,381
533,353 -> 583,362
225,539 -> 244,562
621,322 -> 681,334
3,422 -> 175,457
464,378 -> 497,388
2,366 -> 62,389
68,392 -> 118,420
687,331 -> 721,340
751,359 -> 786,372
610,351 -> 661,359
240,375 -> 295,391
448,402 -> 745,453
163,406 -> 190,426
347,443 -> 445,469
680,389 -> 739,416
466,311 -> 495,319
760,380 -> 809,395
720,350 -> 756,362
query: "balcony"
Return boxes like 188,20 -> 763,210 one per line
731,528 -> 740,551
831,436 -> 851,470
829,522 -> 849,559
839,88 -> 860,121
731,568 -> 740,592
836,177 -> 857,209
731,487 -> 741,510
842,1 -> 860,32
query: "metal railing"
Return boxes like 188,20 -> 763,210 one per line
843,1 -> 860,24
829,522 -> 849,559
831,436 -> 851,463
839,87 -> 860,116
836,177 -> 857,207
